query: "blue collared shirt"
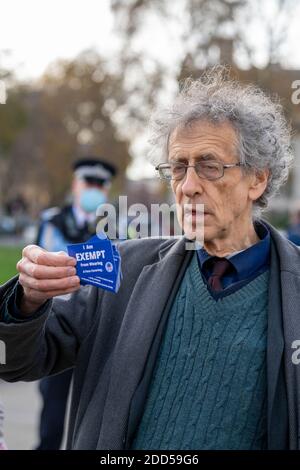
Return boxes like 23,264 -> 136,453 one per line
197,221 -> 270,299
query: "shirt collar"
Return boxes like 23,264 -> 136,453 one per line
198,220 -> 270,278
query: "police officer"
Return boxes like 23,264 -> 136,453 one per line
35,157 -> 117,450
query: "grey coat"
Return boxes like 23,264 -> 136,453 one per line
0,220 -> 300,450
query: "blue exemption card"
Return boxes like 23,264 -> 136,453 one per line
67,233 -> 122,293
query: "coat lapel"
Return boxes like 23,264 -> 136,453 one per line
265,221 -> 300,449
280,269 -> 300,449
97,237 -> 191,449
266,237 -> 288,448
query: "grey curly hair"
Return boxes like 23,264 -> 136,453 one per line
148,66 -> 294,214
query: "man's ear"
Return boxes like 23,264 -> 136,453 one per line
248,168 -> 269,202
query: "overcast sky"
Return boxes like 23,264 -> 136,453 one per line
0,0 -> 185,81
2,0 -> 299,80
0,0 -> 115,79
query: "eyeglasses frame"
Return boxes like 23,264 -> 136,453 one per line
155,160 -> 245,181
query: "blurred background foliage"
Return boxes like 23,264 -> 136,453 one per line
0,0 -> 298,217
0,246 -> 21,283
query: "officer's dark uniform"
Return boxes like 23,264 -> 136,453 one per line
36,204 -> 98,247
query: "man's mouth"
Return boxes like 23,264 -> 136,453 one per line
183,207 -> 211,217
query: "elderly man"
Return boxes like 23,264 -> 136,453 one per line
0,67 -> 299,450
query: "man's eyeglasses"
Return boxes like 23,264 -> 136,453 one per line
155,161 -> 245,181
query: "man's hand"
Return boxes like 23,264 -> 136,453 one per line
16,245 -> 80,315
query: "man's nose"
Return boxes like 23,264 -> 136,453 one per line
181,166 -> 204,197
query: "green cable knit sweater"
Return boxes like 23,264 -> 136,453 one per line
131,253 -> 269,450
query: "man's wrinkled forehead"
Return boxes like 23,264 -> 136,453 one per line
167,119 -> 239,158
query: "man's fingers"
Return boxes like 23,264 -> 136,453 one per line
19,272 -> 80,292
22,245 -> 76,267
23,285 -> 81,304
18,258 -> 77,280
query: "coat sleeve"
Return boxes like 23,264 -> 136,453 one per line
0,276 -> 101,382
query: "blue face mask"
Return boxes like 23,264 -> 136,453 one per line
79,188 -> 107,213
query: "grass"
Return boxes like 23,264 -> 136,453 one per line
0,246 -> 22,285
